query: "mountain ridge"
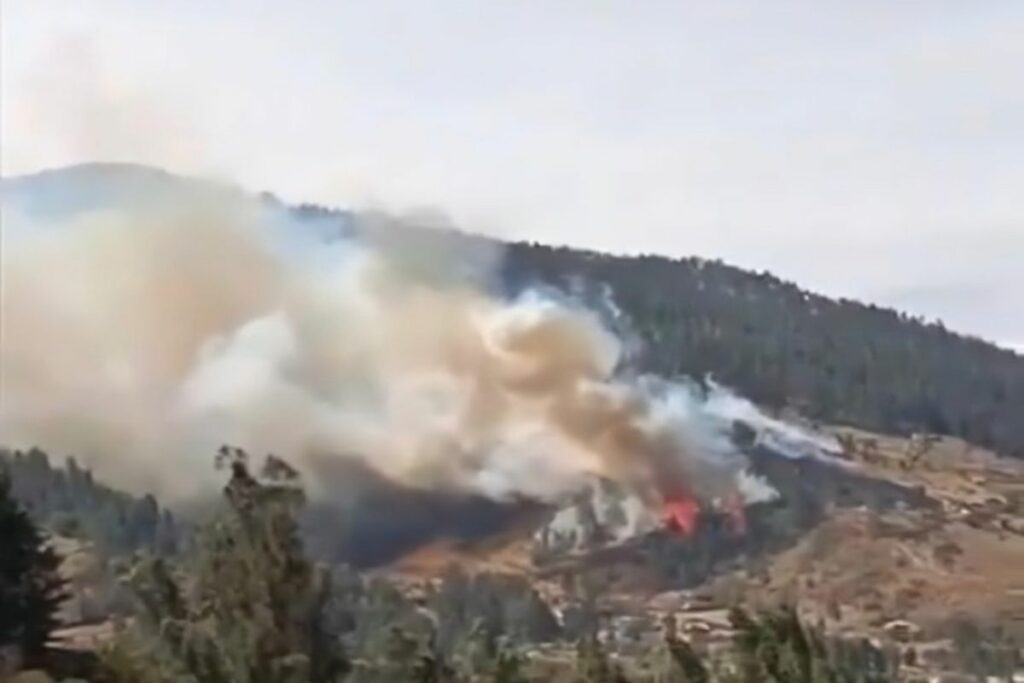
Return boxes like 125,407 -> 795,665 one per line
4,162 -> 1016,352
5,162 -> 1023,458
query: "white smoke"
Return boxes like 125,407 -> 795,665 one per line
1,174 -> 827,507
735,469 -> 780,504
700,380 -> 842,460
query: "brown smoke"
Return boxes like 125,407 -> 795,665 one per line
1,179 -> 750,509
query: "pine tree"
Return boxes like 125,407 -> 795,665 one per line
0,470 -> 66,664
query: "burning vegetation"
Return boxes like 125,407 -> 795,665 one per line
2,179 -> 841,547
7,169 -> 1020,682
662,494 -> 702,537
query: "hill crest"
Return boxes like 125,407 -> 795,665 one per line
5,163 -> 1023,458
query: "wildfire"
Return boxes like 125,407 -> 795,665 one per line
662,493 -> 749,538
662,495 -> 701,537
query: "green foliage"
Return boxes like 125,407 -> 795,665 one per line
499,242 -> 1024,459
431,567 -> 561,654
98,448 -> 349,683
79,447 -> 911,683
0,448 -> 179,557
575,635 -> 629,683
727,606 -> 895,683
0,470 -> 66,663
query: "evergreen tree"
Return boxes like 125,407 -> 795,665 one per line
0,471 -> 66,664
0,449 -> 180,557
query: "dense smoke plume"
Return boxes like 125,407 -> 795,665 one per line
1,172 -> 830,517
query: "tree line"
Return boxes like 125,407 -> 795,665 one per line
3,450 -> 911,682
0,448 -> 180,558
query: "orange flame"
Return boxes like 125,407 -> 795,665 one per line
663,495 -> 701,537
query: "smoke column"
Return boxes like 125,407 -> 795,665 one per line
1,169 -> 832,512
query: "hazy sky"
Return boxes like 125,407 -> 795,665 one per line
3,1 -> 1022,349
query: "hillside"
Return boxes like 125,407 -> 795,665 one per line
300,196 -> 1024,461
381,427 -> 1024,674
0,448 -> 180,557
499,242 -> 1024,458
5,162 -> 1024,463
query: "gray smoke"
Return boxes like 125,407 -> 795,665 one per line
1,173 -> 833,510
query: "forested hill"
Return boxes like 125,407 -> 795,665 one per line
297,202 -> 1024,459
7,164 -> 1024,458
497,241 -> 1024,457
0,448 -> 180,556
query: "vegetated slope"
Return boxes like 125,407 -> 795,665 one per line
499,242 -> 1024,459
0,449 -> 180,557
8,163 -> 1024,458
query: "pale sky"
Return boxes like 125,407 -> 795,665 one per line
2,1 -> 1022,349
